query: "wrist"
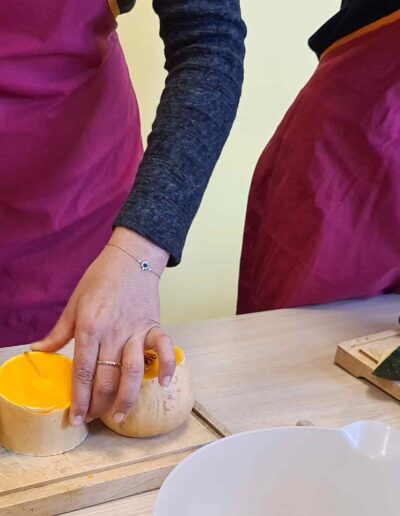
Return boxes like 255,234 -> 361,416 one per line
110,227 -> 169,272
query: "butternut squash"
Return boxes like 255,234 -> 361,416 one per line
0,351 -> 88,456
102,346 -> 194,438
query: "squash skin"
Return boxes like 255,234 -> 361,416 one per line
0,396 -> 88,456
102,356 -> 195,438
373,347 -> 400,380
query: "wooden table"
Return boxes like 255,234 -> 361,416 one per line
170,294 -> 400,434
3,295 -> 400,515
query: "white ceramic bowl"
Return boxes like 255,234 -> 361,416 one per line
154,421 -> 400,516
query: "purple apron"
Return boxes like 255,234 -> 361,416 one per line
0,1 -> 143,346
238,15 -> 400,314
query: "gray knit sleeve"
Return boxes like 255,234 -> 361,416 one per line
114,0 -> 246,265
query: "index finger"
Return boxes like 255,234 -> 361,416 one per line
70,331 -> 99,426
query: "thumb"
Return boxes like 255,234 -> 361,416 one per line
31,305 -> 75,352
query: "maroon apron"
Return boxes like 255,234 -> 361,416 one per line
0,1 -> 143,346
238,15 -> 400,314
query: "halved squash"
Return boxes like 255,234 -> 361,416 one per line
102,346 -> 195,438
0,351 -> 88,456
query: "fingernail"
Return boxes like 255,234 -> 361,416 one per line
113,412 -> 126,423
30,341 -> 43,350
71,415 -> 83,427
85,416 -> 94,423
162,375 -> 172,387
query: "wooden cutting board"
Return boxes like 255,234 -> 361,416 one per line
0,414 -> 216,516
0,343 -> 219,515
335,329 -> 400,401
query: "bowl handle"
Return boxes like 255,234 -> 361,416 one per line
341,420 -> 400,457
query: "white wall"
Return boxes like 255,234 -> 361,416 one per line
117,0 -> 340,325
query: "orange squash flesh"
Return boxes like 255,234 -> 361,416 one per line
0,352 -> 72,410
0,347 -> 184,409
143,346 -> 184,381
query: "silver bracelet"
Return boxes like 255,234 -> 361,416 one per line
106,243 -> 162,279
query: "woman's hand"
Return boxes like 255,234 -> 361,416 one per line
31,227 -> 175,426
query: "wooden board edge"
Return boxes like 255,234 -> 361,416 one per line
193,401 -> 232,437
0,450 -> 191,516
335,341 -> 400,403
338,329 -> 400,351
334,346 -> 366,378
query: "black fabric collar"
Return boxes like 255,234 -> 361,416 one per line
309,0 -> 400,58
116,0 -> 136,14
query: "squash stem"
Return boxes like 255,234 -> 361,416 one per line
24,352 -> 46,379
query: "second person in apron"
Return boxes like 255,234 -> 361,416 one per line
238,2 -> 400,314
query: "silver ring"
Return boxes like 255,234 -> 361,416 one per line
97,360 -> 122,368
